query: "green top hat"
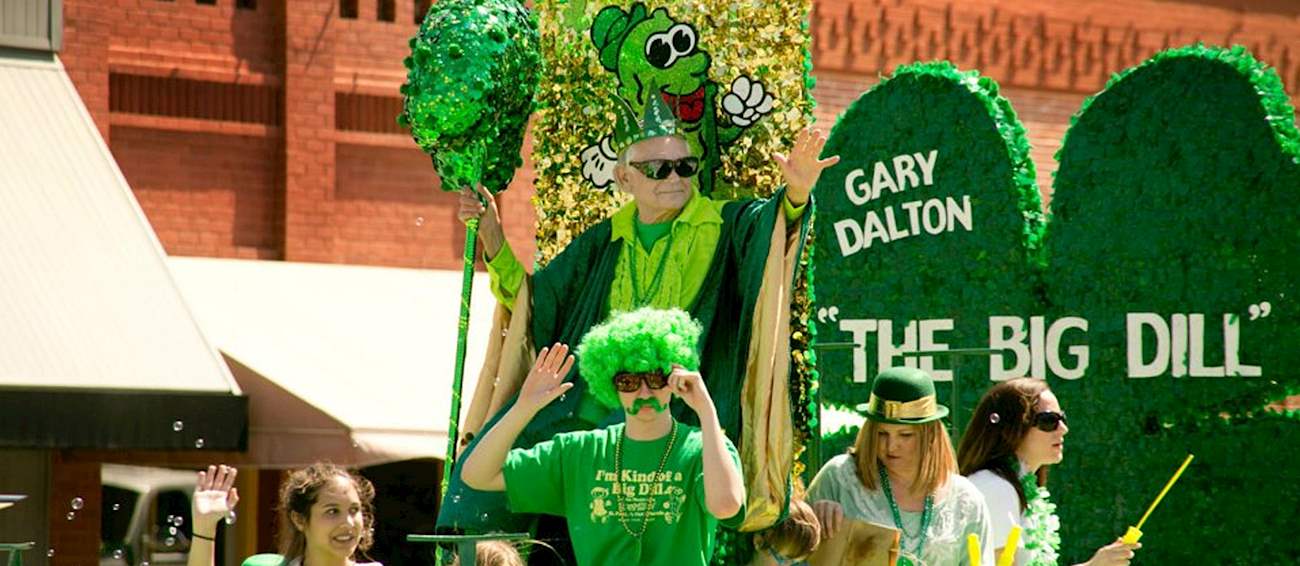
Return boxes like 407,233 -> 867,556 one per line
855,366 -> 949,425
611,91 -> 683,155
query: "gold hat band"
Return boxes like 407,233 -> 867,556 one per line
867,394 -> 939,420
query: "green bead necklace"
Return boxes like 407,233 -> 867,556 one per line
626,229 -> 676,308
878,466 -> 934,566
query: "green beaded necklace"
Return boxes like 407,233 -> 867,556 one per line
626,229 -> 676,308
877,466 -> 934,566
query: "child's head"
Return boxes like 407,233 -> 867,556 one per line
577,307 -> 701,414
754,498 -> 821,563
276,463 -> 376,563
448,540 -> 524,566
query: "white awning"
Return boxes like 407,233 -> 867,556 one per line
0,50 -> 245,450
167,257 -> 497,468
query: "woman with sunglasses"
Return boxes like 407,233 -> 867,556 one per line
460,308 -> 746,566
808,367 -> 994,566
957,378 -> 1140,566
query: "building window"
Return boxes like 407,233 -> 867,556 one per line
378,0 -> 395,22
340,0 -> 358,19
109,73 -> 283,126
413,0 -> 431,25
237,0 -> 256,9
196,0 -> 216,5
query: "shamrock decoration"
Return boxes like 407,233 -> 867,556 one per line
812,46 -> 1300,563
1045,44 -> 1300,564
399,0 -> 542,193
579,1 -> 776,194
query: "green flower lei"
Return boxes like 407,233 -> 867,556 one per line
1015,461 -> 1061,565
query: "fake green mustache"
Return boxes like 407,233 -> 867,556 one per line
624,397 -> 668,415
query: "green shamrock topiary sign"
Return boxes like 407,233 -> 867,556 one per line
811,60 -> 1046,439
1044,44 -> 1300,563
812,45 -> 1299,563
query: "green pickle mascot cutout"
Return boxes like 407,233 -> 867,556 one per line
580,2 -> 775,196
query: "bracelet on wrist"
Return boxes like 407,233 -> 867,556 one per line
192,531 -> 216,542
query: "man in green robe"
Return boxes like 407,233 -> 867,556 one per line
438,95 -> 837,550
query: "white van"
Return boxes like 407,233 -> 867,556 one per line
99,464 -> 203,566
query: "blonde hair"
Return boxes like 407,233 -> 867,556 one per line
448,540 -> 524,566
757,498 -> 822,561
852,419 -> 956,497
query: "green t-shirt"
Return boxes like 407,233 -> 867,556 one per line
502,422 -> 744,566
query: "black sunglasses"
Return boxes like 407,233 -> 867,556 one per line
1032,411 -> 1068,432
613,371 -> 669,393
629,157 -> 700,180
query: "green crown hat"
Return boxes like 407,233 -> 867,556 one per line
611,91 -> 684,155
856,366 -> 950,425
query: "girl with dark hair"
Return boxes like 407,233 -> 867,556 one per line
187,463 -> 382,566
957,378 -> 1139,566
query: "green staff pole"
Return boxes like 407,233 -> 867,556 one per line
435,216 -> 478,565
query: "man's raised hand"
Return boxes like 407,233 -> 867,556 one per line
775,127 -> 840,204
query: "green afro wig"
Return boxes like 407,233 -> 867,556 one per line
576,307 -> 702,409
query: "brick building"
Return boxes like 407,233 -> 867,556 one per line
58,0 -> 1300,275
19,0 -> 1300,564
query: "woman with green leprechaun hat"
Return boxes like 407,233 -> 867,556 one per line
460,307 -> 747,566
446,85 -> 837,540
808,367 -> 995,566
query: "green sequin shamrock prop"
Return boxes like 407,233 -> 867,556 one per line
398,0 -> 541,534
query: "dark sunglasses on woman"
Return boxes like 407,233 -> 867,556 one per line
629,157 -> 700,180
613,371 -> 670,392
1032,410 -> 1068,432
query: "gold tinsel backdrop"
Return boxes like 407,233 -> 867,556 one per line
531,0 -> 816,262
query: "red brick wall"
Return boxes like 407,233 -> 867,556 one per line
112,125 -> 281,258
59,0 -> 1300,270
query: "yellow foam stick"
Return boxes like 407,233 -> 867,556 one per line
1121,454 -> 1195,544
997,525 -> 1022,566
967,533 -> 982,565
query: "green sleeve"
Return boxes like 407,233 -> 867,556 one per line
503,435 -> 568,516
782,193 -> 808,221
486,239 -> 526,310
696,434 -> 747,527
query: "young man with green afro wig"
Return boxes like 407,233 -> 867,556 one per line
577,307 -> 701,411
460,308 -> 747,566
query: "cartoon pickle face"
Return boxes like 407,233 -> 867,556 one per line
616,12 -> 710,125
583,1 -> 776,194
